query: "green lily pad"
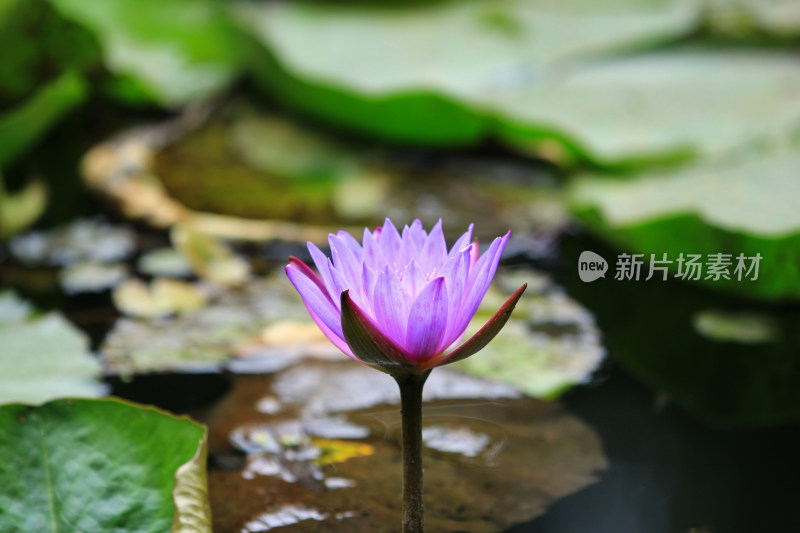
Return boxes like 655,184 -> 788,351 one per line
493,50 -> 800,164
48,0 -> 242,107
453,269 -> 605,398
0,291 -> 104,405
568,141 -> 800,300
233,0 -> 696,147
0,398 -> 210,533
0,71 -> 87,168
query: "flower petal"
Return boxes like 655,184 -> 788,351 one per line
405,276 -> 448,361
329,233 -> 363,291
449,232 -> 510,338
420,219 -> 447,275
285,258 -> 344,341
379,218 -> 403,267
362,227 -> 385,272
401,259 -> 427,300
341,290 -> 413,373
448,223 -> 474,258
437,247 -> 471,350
372,266 -> 409,345
404,219 -> 428,256
424,283 -> 527,369
307,243 -> 339,302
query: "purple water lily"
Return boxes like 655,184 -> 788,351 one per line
286,218 -> 526,376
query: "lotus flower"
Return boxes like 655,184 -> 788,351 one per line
286,219 -> 526,377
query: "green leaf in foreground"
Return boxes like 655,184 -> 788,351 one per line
48,0 -> 242,108
0,398 -> 210,533
0,291 -> 105,405
0,71 -> 87,168
568,142 -> 800,300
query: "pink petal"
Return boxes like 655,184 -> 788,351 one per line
307,243 -> 339,302
450,232 -> 510,338
404,219 -> 428,255
285,259 -> 344,341
362,228 -> 385,271
436,247 -> 471,349
372,266 -> 409,344
379,218 -> 403,266
329,234 -> 362,291
420,219 -> 447,275
341,290 -> 414,372
424,283 -> 527,369
401,260 -> 427,300
405,276 -> 448,360
448,223 -> 474,258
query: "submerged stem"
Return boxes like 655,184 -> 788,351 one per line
395,370 -> 431,533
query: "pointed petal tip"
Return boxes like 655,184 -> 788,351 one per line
423,282 -> 527,370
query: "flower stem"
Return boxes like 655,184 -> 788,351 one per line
395,370 -> 431,533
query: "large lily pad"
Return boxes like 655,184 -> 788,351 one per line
206,361 -> 607,532
0,291 -> 105,405
48,0 -> 242,107
233,0 -> 696,147
0,398 -> 210,533
568,141 -> 800,300
493,50 -> 800,164
234,0 -> 800,164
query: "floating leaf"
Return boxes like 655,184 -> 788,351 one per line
235,0 -> 800,164
569,142 -> 800,299
137,247 -> 194,278
453,268 -> 605,398
172,226 -> 251,287
692,309 -> 779,344
0,176 -> 46,239
233,0 -> 696,146
0,71 -> 87,168
102,276 -> 310,375
48,0 -> 242,107
492,50 -> 800,164
207,361 -> 607,532
59,261 -> 129,294
10,217 -> 136,266
113,278 -> 208,318
0,291 -> 104,405
0,398 -> 211,533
